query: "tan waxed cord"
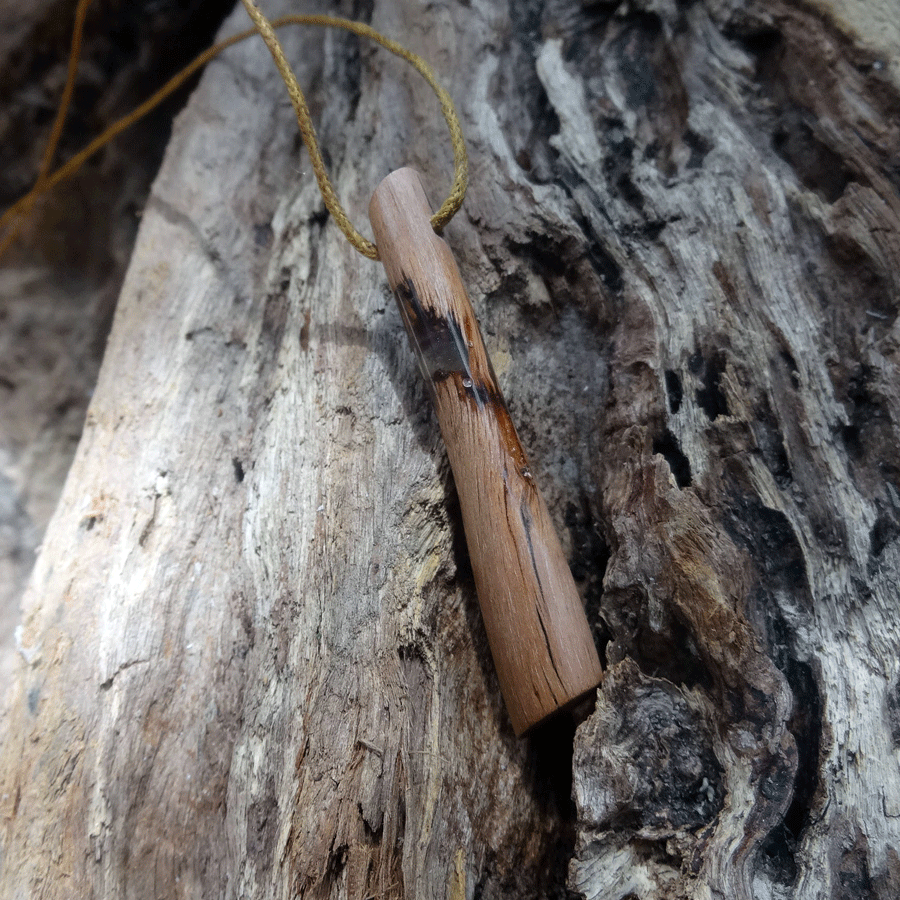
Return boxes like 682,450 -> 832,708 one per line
240,1 -> 468,259
0,0 -> 468,261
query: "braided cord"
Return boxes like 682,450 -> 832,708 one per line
241,2 -> 468,258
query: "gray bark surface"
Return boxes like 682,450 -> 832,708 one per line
0,1 -> 898,899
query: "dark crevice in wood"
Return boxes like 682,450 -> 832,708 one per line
763,607 -> 823,846
564,497 -> 611,664
505,231 -> 607,309
603,11 -> 689,177
721,487 -> 822,876
523,169 -> 626,299
758,821 -> 799,888
836,362 -> 900,503
691,348 -> 730,421
439,466 -> 477,593
868,510 -> 900,576
339,0 -> 373,117
602,565 -> 716,689
652,427 -> 692,488
751,396 -> 793,488
779,349 -> 799,380
845,366 -> 884,441
664,369 -> 683,413
78,513 -> 99,531
553,0 -> 618,64
500,231 -> 621,332
584,241 -> 625,297
521,716 -> 580,899
610,169 -> 646,214
724,492 -> 813,614
519,232 -> 572,279
839,830 -> 878,900
824,230 -> 898,327
526,715 -> 577,811
728,22 -> 782,75
641,611 -> 712,690
869,508 -> 900,556
683,128 -> 713,169
502,0 -> 563,186
326,842 -> 349,882
565,499 -> 608,587
730,3 -> 900,201
358,800 -> 383,842
472,843 -> 575,900
886,675 -> 900,748
601,118 -> 635,184
580,229 -> 625,294
771,109 -> 853,203
472,829 -> 576,900
781,658 -> 822,839
620,216 -> 673,242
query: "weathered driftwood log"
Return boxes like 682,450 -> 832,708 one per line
0,1 -> 899,899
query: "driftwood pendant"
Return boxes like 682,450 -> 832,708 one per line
369,168 -> 602,734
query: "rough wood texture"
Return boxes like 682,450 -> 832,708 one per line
558,1 -> 900,898
0,0 -> 234,715
370,168 -> 602,735
0,0 -> 899,898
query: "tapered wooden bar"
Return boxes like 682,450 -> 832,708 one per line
369,168 -> 602,734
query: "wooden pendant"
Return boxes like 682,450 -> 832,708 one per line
369,168 -> 602,735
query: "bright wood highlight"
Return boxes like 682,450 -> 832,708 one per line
369,168 -> 603,734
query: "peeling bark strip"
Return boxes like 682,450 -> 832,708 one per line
369,168 -> 602,735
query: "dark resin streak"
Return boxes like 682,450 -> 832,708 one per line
394,275 -> 493,403
394,273 -> 531,474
